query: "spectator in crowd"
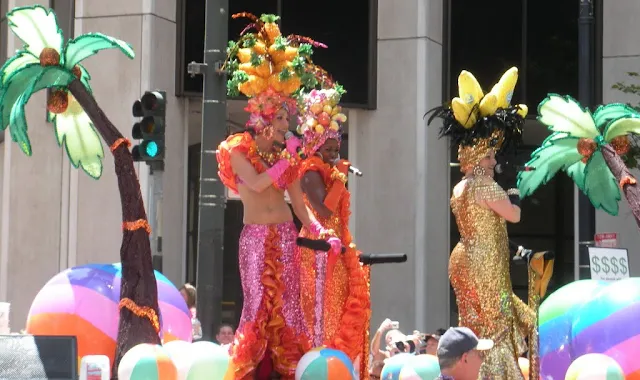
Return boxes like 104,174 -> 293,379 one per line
179,283 -> 197,317
436,327 -> 493,380
369,319 -> 399,378
216,323 -> 235,346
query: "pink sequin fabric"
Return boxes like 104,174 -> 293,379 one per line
228,222 -> 311,378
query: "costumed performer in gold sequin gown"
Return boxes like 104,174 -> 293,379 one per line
427,67 -> 553,379
297,85 -> 371,378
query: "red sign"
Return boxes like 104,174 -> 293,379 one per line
595,233 -> 618,248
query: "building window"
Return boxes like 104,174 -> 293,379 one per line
176,0 -> 378,109
448,0 -> 584,112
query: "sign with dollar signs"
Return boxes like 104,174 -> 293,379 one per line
588,247 -> 630,281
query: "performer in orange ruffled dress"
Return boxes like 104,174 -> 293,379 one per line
217,13 -> 341,380
297,85 -> 371,378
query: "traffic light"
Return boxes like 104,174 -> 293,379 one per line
132,91 -> 166,164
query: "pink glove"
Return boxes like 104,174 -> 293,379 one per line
285,135 -> 302,156
266,159 -> 291,182
327,237 -> 342,255
309,221 -> 342,255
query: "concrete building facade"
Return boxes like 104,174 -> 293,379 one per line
1,0 -> 639,335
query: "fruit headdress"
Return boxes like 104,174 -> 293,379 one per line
426,67 -> 528,171
225,13 -> 328,133
297,84 -> 348,156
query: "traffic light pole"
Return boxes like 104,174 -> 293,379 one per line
576,0 -> 596,280
189,0 -> 229,340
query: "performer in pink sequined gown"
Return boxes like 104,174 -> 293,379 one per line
217,14 -> 341,379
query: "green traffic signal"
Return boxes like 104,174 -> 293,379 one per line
131,90 -> 166,164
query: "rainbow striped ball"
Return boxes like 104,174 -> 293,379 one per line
26,263 -> 192,365
118,344 -> 177,380
295,348 -> 356,380
570,278 -> 640,379
565,353 -> 625,380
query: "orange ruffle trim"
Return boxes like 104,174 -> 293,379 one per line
217,132 -> 300,194
226,226 -> 310,380
299,157 -> 372,374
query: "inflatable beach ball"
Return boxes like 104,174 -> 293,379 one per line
26,263 -> 192,365
398,354 -> 440,380
295,347 -> 356,380
381,353 -> 413,380
118,343 -> 177,380
565,353 -> 624,380
184,341 -> 229,380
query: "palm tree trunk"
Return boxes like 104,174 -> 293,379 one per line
68,79 -> 161,376
600,143 -> 640,229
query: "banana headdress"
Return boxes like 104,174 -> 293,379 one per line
297,84 -> 348,156
225,13 -> 328,132
427,67 -> 528,171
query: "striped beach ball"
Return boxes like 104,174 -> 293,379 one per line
570,278 -> 640,379
565,353 -> 625,380
184,341 -> 230,380
539,280 -> 609,380
163,340 -> 192,380
26,263 -> 192,365
398,354 -> 440,380
381,353 -> 413,380
295,348 -> 356,380
118,343 -> 177,380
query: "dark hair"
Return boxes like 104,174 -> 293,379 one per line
217,323 -> 234,334
436,328 -> 447,336
179,283 -> 196,308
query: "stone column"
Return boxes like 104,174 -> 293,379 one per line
73,0 -> 187,285
598,0 -> 640,273
352,0 -> 450,333
1,0 -> 64,327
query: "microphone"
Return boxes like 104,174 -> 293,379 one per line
333,159 -> 363,177
495,163 -> 536,174
296,237 -> 346,253
359,253 -> 407,265
284,131 -> 306,159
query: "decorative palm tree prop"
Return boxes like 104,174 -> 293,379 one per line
518,94 -> 640,228
1,5 -> 160,370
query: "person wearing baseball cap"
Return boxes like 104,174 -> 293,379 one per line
436,327 -> 494,380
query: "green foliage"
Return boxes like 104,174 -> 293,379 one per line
298,43 -> 313,57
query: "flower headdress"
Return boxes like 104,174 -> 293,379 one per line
224,13 -> 328,133
427,67 -> 528,171
297,84 -> 348,156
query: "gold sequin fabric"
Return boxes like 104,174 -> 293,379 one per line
449,175 -> 535,380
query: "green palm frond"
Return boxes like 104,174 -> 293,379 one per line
593,103 -> 639,129
0,64 -> 43,130
602,115 -> 640,142
7,5 -> 64,57
62,33 -> 135,69
538,94 -> 600,139
566,160 -> 587,192
518,137 -> 583,197
53,100 -> 104,179
0,51 -> 39,84
8,66 -> 75,155
583,151 -> 621,215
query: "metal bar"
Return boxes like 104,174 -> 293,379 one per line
577,0 -> 596,280
195,0 -> 228,341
